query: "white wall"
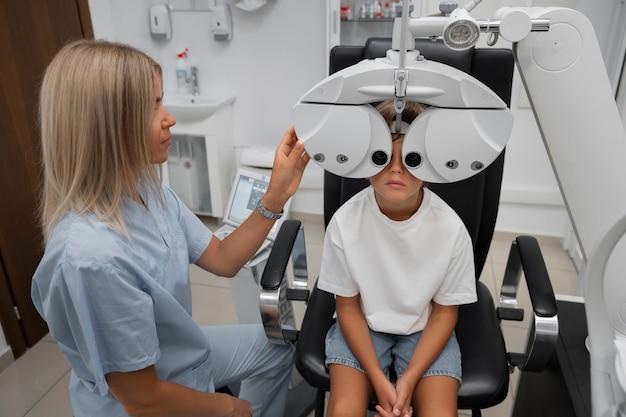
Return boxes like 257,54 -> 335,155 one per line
90,0 -> 329,213
0,319 -> 11,371
86,0 -> 626,236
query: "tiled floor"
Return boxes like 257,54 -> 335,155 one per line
0,212 -> 579,417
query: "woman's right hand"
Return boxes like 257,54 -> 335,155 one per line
230,396 -> 253,417
106,366 -> 254,417
262,126 -> 310,213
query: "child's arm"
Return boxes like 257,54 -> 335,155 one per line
395,302 -> 459,412
335,294 -> 398,412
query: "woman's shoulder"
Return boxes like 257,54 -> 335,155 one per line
46,212 -> 132,265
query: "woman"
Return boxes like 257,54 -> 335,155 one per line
31,39 -> 310,417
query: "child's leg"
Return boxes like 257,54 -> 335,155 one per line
393,332 -> 462,416
413,375 -> 458,417
325,323 -> 394,417
327,363 -> 373,417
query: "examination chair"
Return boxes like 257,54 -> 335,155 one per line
260,38 -> 559,417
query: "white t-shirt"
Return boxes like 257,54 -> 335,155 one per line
317,186 -> 477,335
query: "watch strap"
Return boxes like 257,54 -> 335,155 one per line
256,199 -> 283,220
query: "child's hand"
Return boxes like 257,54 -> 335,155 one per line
374,403 -> 413,417
372,378 -> 399,416
392,376 -> 417,416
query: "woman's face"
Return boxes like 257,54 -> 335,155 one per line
150,75 -> 176,164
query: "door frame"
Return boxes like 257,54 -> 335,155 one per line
0,0 -> 93,359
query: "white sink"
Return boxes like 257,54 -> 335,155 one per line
163,93 -> 235,122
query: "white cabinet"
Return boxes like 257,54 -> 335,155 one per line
162,101 -> 235,218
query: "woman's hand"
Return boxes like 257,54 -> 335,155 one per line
230,396 -> 253,417
261,126 -> 310,213
195,126 -> 309,277
106,366 -> 254,417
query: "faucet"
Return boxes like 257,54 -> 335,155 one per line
190,66 -> 200,95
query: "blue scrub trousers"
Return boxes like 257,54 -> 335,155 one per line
203,324 -> 294,417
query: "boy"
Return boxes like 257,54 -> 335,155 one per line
318,100 -> 477,417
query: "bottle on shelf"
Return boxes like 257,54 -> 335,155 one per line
383,2 -> 390,18
374,1 -> 382,18
340,0 -> 353,20
176,48 -> 190,95
388,0 -> 397,18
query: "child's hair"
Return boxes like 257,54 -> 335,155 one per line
39,39 -> 163,239
373,100 -> 429,187
375,100 -> 427,140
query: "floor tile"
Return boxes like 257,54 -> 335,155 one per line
190,263 -> 231,288
191,282 -> 239,326
0,340 -> 70,417
24,371 -> 72,417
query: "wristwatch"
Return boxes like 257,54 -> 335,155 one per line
256,199 -> 283,220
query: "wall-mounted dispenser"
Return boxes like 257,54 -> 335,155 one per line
149,5 -> 172,41
234,0 -> 267,12
211,4 -> 233,42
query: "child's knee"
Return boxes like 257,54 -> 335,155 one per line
326,399 -> 368,417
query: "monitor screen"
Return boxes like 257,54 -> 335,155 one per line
223,169 -> 290,238
227,174 -> 269,225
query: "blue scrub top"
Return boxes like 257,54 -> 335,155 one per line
31,184 -> 214,416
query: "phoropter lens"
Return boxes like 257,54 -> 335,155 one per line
404,152 -> 422,168
371,150 -> 388,166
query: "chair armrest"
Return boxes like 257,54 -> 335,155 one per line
295,280 -> 336,391
259,220 -> 309,345
499,235 -> 559,372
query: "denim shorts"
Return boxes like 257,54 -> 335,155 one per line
325,322 -> 462,383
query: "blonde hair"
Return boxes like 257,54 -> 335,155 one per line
39,39 -> 162,240
374,100 -> 429,187
375,100 -> 427,140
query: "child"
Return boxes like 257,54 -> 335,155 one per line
317,100 -> 478,417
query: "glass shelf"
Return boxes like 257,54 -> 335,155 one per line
342,18 -> 395,22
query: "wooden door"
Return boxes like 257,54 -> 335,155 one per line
0,0 -> 93,358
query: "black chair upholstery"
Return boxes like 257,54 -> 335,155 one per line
261,37 -> 558,417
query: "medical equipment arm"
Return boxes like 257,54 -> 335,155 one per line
509,7 -> 626,417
